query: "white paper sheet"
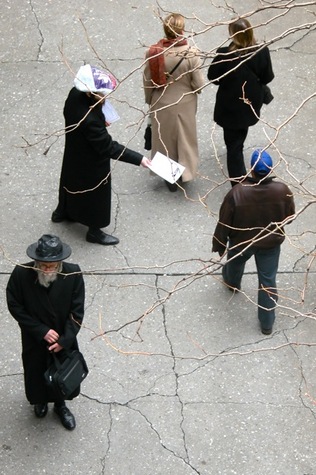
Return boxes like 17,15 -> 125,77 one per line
102,99 -> 120,123
148,152 -> 185,184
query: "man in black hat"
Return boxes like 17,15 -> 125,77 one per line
212,150 -> 295,335
6,234 -> 85,430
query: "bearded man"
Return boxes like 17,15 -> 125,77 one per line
6,234 -> 85,430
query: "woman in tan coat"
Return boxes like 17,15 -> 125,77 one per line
143,13 -> 204,191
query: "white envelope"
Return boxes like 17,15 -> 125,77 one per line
148,152 -> 185,184
102,99 -> 120,123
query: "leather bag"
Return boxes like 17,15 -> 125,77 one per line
44,350 -> 89,399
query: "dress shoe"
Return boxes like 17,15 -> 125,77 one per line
34,403 -> 48,418
165,180 -> 178,192
86,228 -> 119,245
223,279 -> 240,292
54,404 -> 76,430
261,326 -> 273,335
51,210 -> 67,223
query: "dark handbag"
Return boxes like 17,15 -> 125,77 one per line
44,350 -> 89,399
262,84 -> 274,104
144,124 -> 152,151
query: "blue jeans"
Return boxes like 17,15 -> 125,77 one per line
222,245 -> 281,330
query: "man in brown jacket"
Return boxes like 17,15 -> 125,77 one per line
212,150 -> 295,335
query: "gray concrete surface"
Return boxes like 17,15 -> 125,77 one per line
1,1 -> 316,474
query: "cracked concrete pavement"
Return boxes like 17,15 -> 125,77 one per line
0,1 -> 316,474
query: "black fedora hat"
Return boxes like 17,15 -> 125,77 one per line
26,234 -> 71,262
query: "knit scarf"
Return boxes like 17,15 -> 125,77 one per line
148,37 -> 188,86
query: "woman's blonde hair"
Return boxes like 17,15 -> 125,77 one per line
163,13 -> 185,39
228,18 -> 256,50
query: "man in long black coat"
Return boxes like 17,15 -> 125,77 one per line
52,64 -> 151,245
6,234 -> 85,430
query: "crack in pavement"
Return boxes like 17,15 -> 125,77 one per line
285,323 -> 316,420
29,0 -> 44,60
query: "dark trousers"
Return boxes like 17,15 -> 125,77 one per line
223,128 -> 248,184
222,245 -> 281,330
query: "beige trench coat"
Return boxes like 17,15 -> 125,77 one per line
143,44 -> 205,182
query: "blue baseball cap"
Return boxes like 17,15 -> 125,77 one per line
251,149 -> 273,176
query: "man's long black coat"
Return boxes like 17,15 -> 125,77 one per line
6,262 -> 85,404
56,88 -> 143,228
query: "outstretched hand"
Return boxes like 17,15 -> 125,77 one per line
140,157 -> 151,168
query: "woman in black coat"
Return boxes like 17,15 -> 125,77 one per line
52,65 -> 151,245
207,18 -> 274,185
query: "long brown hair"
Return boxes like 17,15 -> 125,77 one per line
228,18 -> 256,52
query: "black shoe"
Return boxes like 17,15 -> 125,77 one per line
34,403 -> 48,418
54,404 -> 76,430
165,180 -> 178,192
223,279 -> 240,292
51,210 -> 67,223
86,229 -> 119,245
261,326 -> 273,335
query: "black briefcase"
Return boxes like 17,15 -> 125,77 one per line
44,350 -> 89,399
